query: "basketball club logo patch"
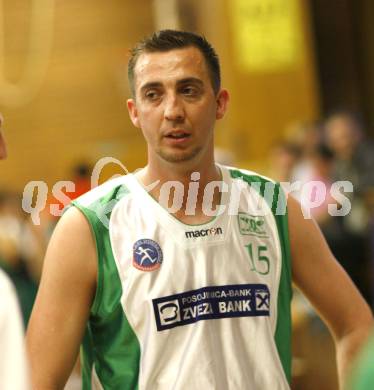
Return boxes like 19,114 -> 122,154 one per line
133,239 -> 163,271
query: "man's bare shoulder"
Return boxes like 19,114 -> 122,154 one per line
42,206 -> 98,286
58,205 -> 94,236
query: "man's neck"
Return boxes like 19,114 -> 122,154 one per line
134,160 -> 224,224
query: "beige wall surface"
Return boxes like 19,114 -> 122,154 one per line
0,0 -> 319,191
1,0 -> 153,191
195,0 -> 319,167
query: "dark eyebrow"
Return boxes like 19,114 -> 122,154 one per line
139,78 -> 204,94
177,78 -> 204,87
139,82 -> 163,94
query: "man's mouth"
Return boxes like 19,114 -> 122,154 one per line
165,131 -> 191,140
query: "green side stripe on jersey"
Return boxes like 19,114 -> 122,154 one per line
229,169 -> 293,383
73,183 -> 140,390
349,332 -> 374,390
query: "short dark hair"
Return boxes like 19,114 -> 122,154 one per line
128,30 -> 221,97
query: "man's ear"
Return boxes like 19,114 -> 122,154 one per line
215,89 -> 229,120
127,99 -> 140,128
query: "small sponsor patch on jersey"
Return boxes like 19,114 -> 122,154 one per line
133,239 -> 163,271
185,227 -> 223,239
153,283 -> 270,331
238,213 -> 269,238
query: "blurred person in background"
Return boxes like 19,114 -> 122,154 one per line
324,111 -> 374,232
267,140 -> 300,182
69,162 -> 92,200
299,143 -> 336,226
324,111 -> 374,206
299,143 -> 367,295
325,112 -> 374,304
26,30 -> 373,390
0,191 -> 39,326
39,161 -> 93,231
286,121 -> 323,184
0,114 -> 30,389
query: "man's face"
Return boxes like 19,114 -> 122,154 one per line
325,115 -> 357,159
0,115 -> 7,160
127,46 -> 228,165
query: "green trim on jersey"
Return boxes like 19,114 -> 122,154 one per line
72,183 -> 140,390
229,169 -> 293,383
349,332 -> 374,390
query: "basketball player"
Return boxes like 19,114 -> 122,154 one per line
0,115 -> 30,389
26,31 -> 373,389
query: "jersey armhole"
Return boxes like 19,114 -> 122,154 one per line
71,202 -> 103,316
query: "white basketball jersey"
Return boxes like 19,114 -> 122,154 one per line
73,165 -> 292,390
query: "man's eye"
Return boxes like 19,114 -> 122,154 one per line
145,90 -> 160,100
182,86 -> 199,96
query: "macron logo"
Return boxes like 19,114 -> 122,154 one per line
185,227 -> 223,239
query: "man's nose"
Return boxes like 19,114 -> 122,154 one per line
164,94 -> 185,122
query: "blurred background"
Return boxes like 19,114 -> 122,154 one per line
1,0 -> 374,389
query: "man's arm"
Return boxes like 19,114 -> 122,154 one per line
26,207 -> 97,389
288,196 -> 373,388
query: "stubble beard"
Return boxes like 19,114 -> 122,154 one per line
156,145 -> 203,163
